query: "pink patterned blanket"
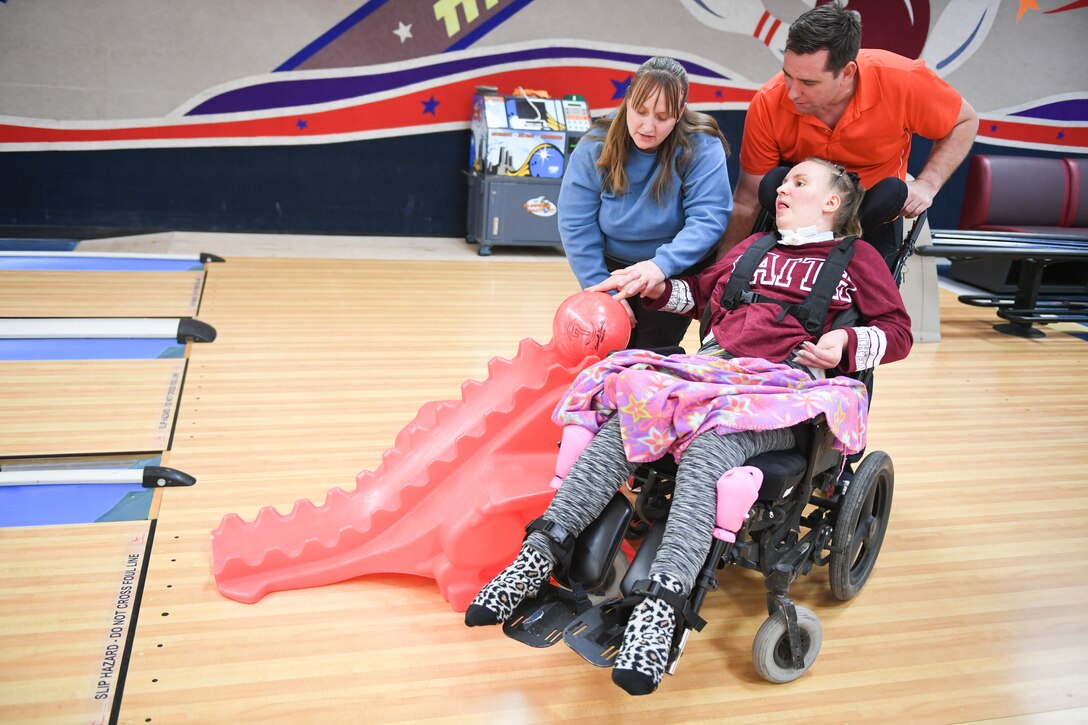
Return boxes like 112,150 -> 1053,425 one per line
552,350 -> 869,462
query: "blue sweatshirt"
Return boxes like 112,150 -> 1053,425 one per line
558,131 -> 732,289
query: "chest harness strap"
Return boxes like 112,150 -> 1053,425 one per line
718,234 -> 858,336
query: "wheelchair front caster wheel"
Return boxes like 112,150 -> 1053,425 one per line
752,605 -> 822,683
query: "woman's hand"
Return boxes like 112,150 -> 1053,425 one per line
581,278 -> 638,327
794,329 -> 848,370
586,261 -> 667,301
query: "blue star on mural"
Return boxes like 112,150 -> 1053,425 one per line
296,119 -> 308,130
991,124 -> 999,132
715,89 -> 723,98
422,95 -> 440,115
611,76 -> 632,100
1057,131 -> 1065,140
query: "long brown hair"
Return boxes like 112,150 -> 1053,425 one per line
808,157 -> 866,237
592,56 -> 729,204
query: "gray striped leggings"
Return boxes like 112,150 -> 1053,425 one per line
528,417 -> 795,595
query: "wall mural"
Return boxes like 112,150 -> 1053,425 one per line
0,0 -> 1083,154
0,0 -> 1084,236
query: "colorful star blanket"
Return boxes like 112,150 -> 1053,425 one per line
553,351 -> 869,462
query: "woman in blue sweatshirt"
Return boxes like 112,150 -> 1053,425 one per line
559,56 -> 733,349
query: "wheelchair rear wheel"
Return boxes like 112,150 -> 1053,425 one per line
829,450 -> 894,601
752,605 -> 822,683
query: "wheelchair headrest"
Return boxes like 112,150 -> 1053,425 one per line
861,177 -> 909,229
757,166 -> 791,214
757,165 -> 908,234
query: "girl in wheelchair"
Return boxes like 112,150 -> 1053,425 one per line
465,157 -> 913,695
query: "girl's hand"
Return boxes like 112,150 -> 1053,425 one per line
620,260 -> 666,298
794,329 -> 848,369
617,297 -> 636,327
586,261 -> 666,301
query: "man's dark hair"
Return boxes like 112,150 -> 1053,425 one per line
785,3 -> 862,75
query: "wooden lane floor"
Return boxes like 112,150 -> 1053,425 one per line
4,255 -> 1086,723
0,252 -> 209,462
107,256 -> 1087,724
0,358 -> 185,458
0,520 -> 154,725
0,270 -> 204,317
0,253 -> 209,722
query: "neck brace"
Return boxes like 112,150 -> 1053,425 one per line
777,226 -> 836,246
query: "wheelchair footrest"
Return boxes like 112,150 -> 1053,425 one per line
562,597 -> 632,667
503,584 -> 584,648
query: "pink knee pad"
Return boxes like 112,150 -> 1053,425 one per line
550,424 -> 596,489
712,466 -> 764,542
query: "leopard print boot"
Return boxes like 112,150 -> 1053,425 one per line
464,544 -> 554,627
611,573 -> 684,695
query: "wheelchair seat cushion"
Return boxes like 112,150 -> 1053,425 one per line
746,449 -> 807,500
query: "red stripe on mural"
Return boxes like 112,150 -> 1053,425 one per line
3,85 -> 1080,154
689,85 -> 756,104
754,11 -> 769,38
764,20 -> 781,46
0,67 -> 756,146
1045,0 -> 1088,12
978,118 -> 1087,149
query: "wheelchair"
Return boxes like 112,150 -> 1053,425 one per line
501,166 -> 927,684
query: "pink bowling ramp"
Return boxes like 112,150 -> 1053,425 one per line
210,323 -> 631,614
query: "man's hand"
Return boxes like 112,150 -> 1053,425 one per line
793,329 -> 848,370
902,98 -> 978,219
902,177 -> 939,218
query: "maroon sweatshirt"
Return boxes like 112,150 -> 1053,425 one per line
645,233 -> 913,373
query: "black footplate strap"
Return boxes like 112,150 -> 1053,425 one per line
627,579 -> 707,633
525,517 -> 577,580
505,518 -> 592,650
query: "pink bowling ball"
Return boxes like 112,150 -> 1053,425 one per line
552,291 -> 631,364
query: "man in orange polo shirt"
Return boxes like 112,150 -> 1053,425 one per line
719,3 -> 978,258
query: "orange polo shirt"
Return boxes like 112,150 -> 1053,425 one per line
739,49 -> 963,188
